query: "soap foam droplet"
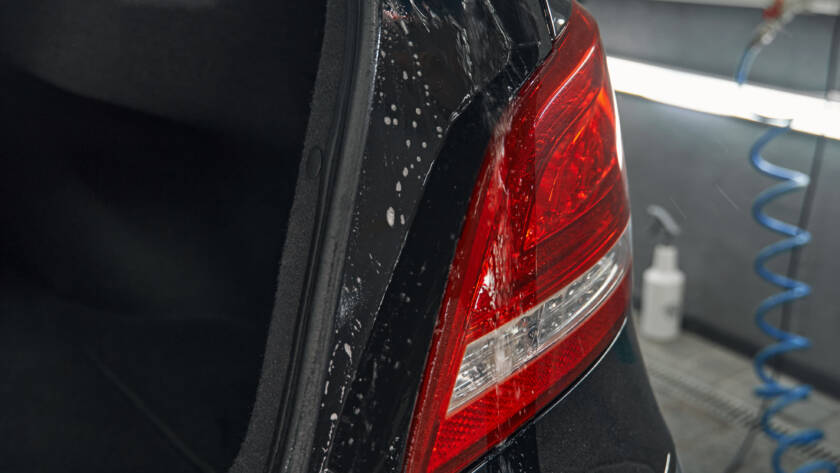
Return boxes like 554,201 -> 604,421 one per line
396,181 -> 402,192
386,207 -> 395,227
402,167 -> 409,177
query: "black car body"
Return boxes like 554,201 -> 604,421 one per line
0,1 -> 677,472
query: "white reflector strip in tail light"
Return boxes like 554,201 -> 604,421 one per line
448,228 -> 630,413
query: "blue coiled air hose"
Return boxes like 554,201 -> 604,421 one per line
736,47 -> 838,473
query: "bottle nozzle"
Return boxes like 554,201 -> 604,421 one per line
647,205 -> 681,245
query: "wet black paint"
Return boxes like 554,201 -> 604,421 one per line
294,1 -> 673,472
316,0 -> 558,471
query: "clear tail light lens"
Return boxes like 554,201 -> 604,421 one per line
405,4 -> 631,473
448,232 -> 630,414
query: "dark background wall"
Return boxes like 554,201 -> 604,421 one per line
584,0 -> 840,392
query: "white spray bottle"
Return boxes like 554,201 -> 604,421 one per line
640,205 -> 685,342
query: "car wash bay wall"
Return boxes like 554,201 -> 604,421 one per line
584,0 -> 840,393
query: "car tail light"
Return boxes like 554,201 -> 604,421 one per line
404,5 -> 631,473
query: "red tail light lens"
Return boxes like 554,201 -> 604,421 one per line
405,5 -> 631,473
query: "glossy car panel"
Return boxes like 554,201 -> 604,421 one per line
270,1 -> 675,472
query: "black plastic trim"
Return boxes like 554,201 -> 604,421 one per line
268,0 -> 381,471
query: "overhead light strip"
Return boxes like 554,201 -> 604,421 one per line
607,56 -> 840,141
